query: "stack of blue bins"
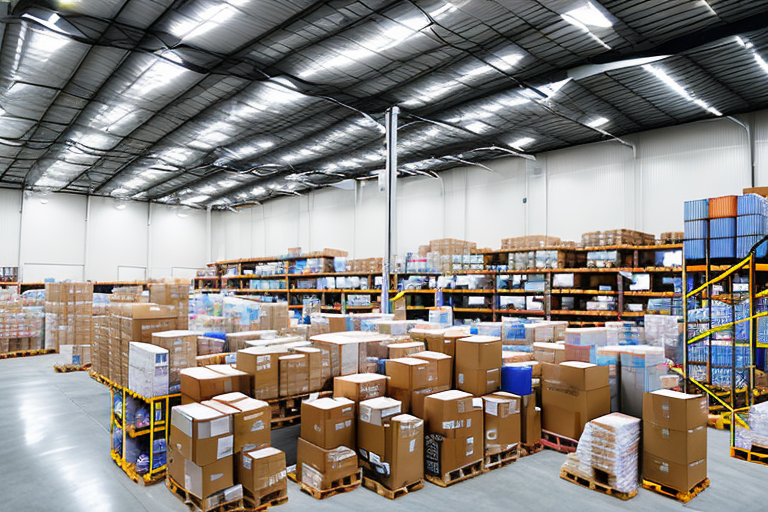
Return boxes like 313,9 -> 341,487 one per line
683,198 -> 708,260
736,194 -> 768,258
710,216 -> 736,258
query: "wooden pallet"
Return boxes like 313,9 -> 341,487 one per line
288,469 -> 362,500
483,446 -> 519,472
519,442 -> 544,457
560,468 -> 636,501
0,348 -> 55,360
54,363 -> 92,373
167,476 -> 286,511
731,446 -> 768,466
641,478 -> 710,503
425,460 -> 483,488
541,430 -> 578,453
362,477 -> 423,500
267,391 -> 332,429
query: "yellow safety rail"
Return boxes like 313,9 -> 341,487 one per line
685,255 -> 750,299
670,367 -> 750,429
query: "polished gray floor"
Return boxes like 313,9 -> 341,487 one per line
2,354 -> 767,512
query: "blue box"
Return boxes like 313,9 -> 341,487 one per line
710,237 -> 736,258
684,220 -> 708,240
684,199 -> 709,221
710,218 -> 735,238
737,235 -> 768,258
738,194 -> 768,216
737,214 -> 768,237
684,239 -> 706,259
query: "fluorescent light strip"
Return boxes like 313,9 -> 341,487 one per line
643,65 -> 721,116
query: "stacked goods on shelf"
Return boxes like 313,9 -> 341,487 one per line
581,230 -> 655,247
423,390 -> 484,485
661,232 -> 684,244
709,196 -> 738,258
561,413 -> 641,497
454,335 -> 502,396
541,362 -> 610,439
189,295 -> 285,335
501,235 -> 572,250
150,281 -> 190,330
296,397 -> 359,493
734,401 -> 768,454
507,249 -> 577,270
44,282 -> 93,349
357,397 -> 423,492
0,290 -> 43,353
684,198 -> 709,260
642,390 -> 708,494
348,258 -> 383,273
736,193 -> 768,257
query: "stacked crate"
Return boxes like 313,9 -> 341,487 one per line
736,194 -> 768,258
683,199 -> 709,260
709,196 -> 738,258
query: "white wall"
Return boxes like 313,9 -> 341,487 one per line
214,109 -> 768,260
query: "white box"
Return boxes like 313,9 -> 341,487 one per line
129,342 -> 169,398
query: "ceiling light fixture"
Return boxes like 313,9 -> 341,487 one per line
510,137 -> 535,149
643,65 -> 722,116
586,117 -> 609,128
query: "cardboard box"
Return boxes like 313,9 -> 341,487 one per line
237,347 -> 284,400
541,384 -> 610,439
334,373 -> 388,402
170,402 -> 234,466
226,330 -> 277,353
409,385 -> 451,418
388,342 -> 425,359
411,351 -> 452,387
423,390 -> 479,438
301,397 -> 356,449
207,394 -> 271,454
239,447 -> 287,501
128,342 -> 169,398
278,354 -> 309,397
296,437 -> 359,490
520,394 -> 541,445
358,397 -> 402,426
207,365 -> 250,395
642,453 -> 706,492
167,443 -> 185,486
455,335 -> 502,370
357,413 -> 423,490
386,358 -> 429,390
180,367 -> 231,402
642,390 -> 708,431
483,394 -> 521,453
546,361 -> 609,390
424,424 -> 483,477
533,342 -> 566,364
456,367 -> 501,396
294,347 -> 323,391
151,330 -> 198,392
643,422 -> 707,464
183,456 -> 234,499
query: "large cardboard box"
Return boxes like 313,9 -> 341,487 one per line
207,365 -> 250,395
183,456 -> 234,499
386,358 -> 429,390
207,394 -> 271,454
226,330 -> 277,353
411,351 -> 452,387
237,347 -> 285,400
388,342 -> 425,359
170,403 -> 234,466
541,362 -> 610,439
642,453 -> 707,492
334,373 -> 388,403
294,347 -> 323,391
455,335 -> 502,370
301,397 -> 356,449
456,367 -> 501,396
180,367 -> 231,402
423,390 -> 479,438
424,392 -> 483,478
533,342 -> 566,364
311,332 -> 390,380
151,330 -> 197,393
296,438 -> 359,490
642,390 -> 708,431
239,447 -> 287,501
643,422 -> 707,463
519,394 -> 541,445
279,354 -> 309,397
358,410 -> 423,490
119,303 -> 178,343
128,342 -> 169,398
410,385 -> 451,418
258,303 -> 290,332
482,394 -> 521,454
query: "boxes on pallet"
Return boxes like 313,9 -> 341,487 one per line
210,392 -> 271,454
300,397 -> 355,449
455,335 -> 502,396
296,438 -> 358,490
293,347 -> 324,392
619,346 -> 666,418
236,347 -> 287,400
170,402 -> 234,467
423,390 -> 484,479
151,330 -> 197,394
239,447 -> 287,503
278,354 -> 308,397
482,393 -> 521,456
642,390 -> 707,491
541,362 -> 610,439
128,342 -> 169,398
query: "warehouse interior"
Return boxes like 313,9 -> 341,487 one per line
1,0 -> 768,511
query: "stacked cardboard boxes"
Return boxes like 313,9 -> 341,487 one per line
180,366 -> 249,404
44,282 -> 93,349
151,330 -> 197,394
541,362 -> 610,439
385,358 -> 430,416
237,347 -> 287,400
357,397 -> 424,491
278,354 -> 309,397
149,281 -> 190,330
334,373 -> 388,406
226,330 -> 277,353
296,398 -> 359,491
455,336 -> 502,396
482,392 -> 521,458
642,390 -> 708,492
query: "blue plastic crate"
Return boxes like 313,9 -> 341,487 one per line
737,214 -> 768,236
710,237 -> 735,258
684,220 -> 708,240
710,217 -> 736,238
737,235 -> 768,258
684,198 -> 709,221
738,194 -> 768,216
684,239 -> 706,259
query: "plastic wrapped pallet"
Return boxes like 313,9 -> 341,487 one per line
564,328 -> 608,347
735,402 -> 768,450
737,193 -> 768,216
561,413 -> 641,494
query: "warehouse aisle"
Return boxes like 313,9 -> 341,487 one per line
2,354 -> 767,512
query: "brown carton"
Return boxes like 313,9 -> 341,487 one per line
226,330 -> 277,352
294,347 -> 323,391
541,384 -> 610,439
278,354 -> 309,397
455,335 -> 502,370
170,402 -> 234,466
151,330 -> 197,392
643,422 -> 707,464
296,438 -> 359,490
301,397 -> 356,449
520,394 -> 541,445
207,365 -> 251,395
208,394 -> 271,454
533,342 -> 566,364
358,412 -> 424,490
239,447 -> 287,501
180,367 -> 232,402
410,385 -> 451,418
237,347 -> 285,400
388,342 -> 426,359
424,416 -> 483,477
482,394 -> 521,454
386,358 -> 429,390
411,351 -> 452,387
423,390 -> 477,438
642,453 -> 706,492
181,456 -> 234,499
546,361 -> 609,390
642,390 -> 708,431
456,367 -> 501,396
333,373 -> 388,403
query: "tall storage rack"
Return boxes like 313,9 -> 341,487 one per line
110,383 -> 180,485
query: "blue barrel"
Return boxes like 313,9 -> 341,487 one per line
501,365 -> 533,396
377,359 -> 389,375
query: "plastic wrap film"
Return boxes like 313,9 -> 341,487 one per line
737,236 -> 768,258
736,214 -> 768,237
643,315 -> 679,348
684,220 -> 708,240
710,237 -> 736,258
684,199 -> 710,221
737,194 -> 768,216
684,239 -> 706,260
735,402 -> 768,450
709,218 -> 736,239
561,413 -> 641,493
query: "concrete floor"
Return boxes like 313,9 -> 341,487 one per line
2,354 -> 767,512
